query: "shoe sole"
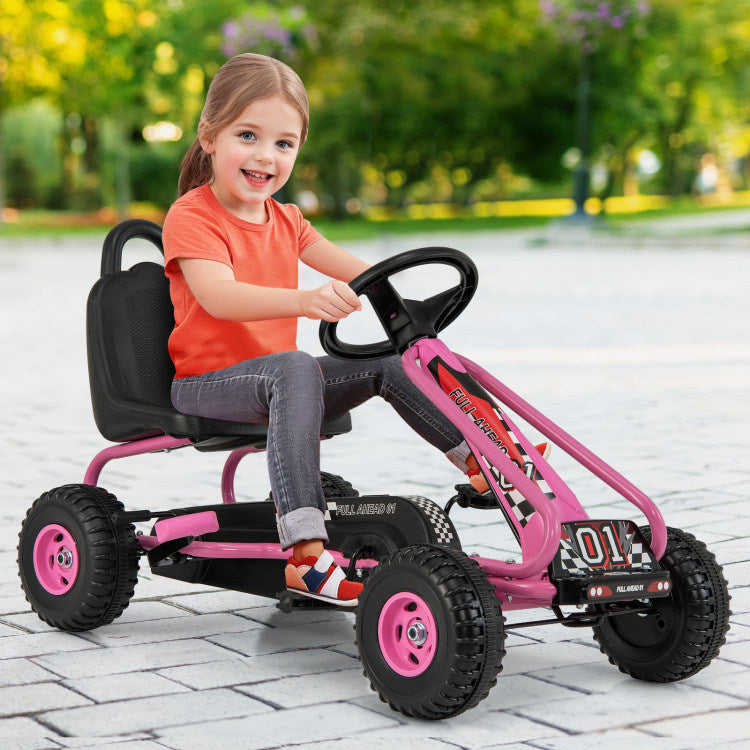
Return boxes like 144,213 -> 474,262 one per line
286,587 -> 359,607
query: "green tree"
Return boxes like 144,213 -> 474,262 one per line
45,0 -> 171,213
300,0 -> 560,213
540,0 -> 750,202
638,0 -> 750,196
5,0 -> 750,218
0,0 -> 77,221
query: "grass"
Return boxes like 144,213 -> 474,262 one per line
2,195 -> 749,243
311,214 -> 551,242
0,208 -> 557,244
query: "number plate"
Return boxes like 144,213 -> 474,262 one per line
551,520 -> 659,578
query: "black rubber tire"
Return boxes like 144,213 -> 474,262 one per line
355,544 -> 505,719
268,471 -> 359,503
320,471 -> 359,498
18,484 -> 140,632
593,526 -> 731,681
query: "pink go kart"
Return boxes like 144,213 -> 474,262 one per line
18,220 -> 731,719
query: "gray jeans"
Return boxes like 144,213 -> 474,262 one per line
171,352 -> 466,549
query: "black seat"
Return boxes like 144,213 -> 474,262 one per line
86,219 -> 351,449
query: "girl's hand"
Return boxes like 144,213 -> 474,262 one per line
300,280 -> 362,321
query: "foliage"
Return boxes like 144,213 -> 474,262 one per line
539,0 -> 651,49
298,0 -> 572,213
2,0 -> 750,218
221,5 -> 317,60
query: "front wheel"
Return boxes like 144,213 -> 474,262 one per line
593,526 -> 731,681
18,484 -> 139,631
356,544 -> 505,719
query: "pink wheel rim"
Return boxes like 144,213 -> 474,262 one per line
32,524 -> 79,595
377,591 -> 437,677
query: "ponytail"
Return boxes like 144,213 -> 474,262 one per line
178,138 -> 214,197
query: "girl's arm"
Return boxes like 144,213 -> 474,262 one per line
178,257 -> 362,323
299,237 -> 370,282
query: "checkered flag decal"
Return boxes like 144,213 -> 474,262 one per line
557,537 -> 590,575
405,496 -> 455,545
483,412 -> 556,529
618,521 -> 656,569
488,464 -> 554,529
500,486 -> 539,528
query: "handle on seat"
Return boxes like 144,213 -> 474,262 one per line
100,219 -> 164,277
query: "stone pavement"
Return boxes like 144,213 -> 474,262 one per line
1,212 -> 749,749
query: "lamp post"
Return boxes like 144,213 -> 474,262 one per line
539,1 -> 650,221
572,46 -> 593,219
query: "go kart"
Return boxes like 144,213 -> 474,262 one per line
18,220 -> 731,720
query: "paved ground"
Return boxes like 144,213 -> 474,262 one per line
1,211 -> 749,749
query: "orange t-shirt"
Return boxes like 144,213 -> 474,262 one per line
163,184 -> 322,379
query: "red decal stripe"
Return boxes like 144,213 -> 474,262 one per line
435,363 -> 525,465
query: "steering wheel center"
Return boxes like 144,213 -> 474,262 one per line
320,246 -> 478,360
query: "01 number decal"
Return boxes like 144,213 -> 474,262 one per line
573,522 -> 628,569
553,520 -> 658,579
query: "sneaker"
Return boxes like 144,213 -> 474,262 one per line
467,443 -> 552,495
285,549 -> 363,607
536,442 -> 552,460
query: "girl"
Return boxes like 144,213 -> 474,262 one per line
163,53 -> 483,606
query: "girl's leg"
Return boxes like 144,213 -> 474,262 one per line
172,352 -> 363,604
317,354 -> 471,468
171,351 -> 328,549
317,354 -> 551,493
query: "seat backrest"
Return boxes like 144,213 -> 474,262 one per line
86,220 -> 178,439
90,262 -> 175,406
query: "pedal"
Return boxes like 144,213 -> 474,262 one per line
449,483 -> 499,510
275,589 -> 351,613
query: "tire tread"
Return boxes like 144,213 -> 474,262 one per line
356,544 -> 505,719
18,484 -> 139,632
593,526 -> 731,682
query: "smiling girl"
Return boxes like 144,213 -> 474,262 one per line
163,53 -> 478,606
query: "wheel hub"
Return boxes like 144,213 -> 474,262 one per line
56,549 -> 74,568
32,523 -> 80,596
407,621 -> 428,646
377,592 -> 438,677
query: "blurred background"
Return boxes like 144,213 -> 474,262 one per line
2,0 -> 750,231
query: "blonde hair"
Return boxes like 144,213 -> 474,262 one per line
178,53 -> 309,197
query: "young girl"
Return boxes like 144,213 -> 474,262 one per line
163,53 -> 487,606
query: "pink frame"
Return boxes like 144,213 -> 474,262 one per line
83,337 -> 667,613
401,337 -> 667,610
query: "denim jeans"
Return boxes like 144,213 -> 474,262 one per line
171,352 -> 467,549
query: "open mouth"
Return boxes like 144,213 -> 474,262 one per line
242,169 -> 273,186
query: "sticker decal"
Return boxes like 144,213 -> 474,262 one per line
553,520 -> 659,577
325,501 -> 397,519
429,357 -> 555,527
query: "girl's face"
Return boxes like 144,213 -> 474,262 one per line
201,95 -> 303,223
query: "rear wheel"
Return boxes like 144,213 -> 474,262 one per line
593,526 -> 731,681
268,471 -> 359,503
18,484 -> 139,631
320,471 -> 359,498
356,544 -> 505,719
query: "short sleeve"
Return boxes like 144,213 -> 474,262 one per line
295,206 -> 323,253
162,193 -> 233,275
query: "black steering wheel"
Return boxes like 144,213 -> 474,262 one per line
320,246 -> 478,360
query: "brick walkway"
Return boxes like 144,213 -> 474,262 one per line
1,213 -> 749,748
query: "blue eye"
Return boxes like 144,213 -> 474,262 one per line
277,140 -> 293,150
239,131 -> 256,142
